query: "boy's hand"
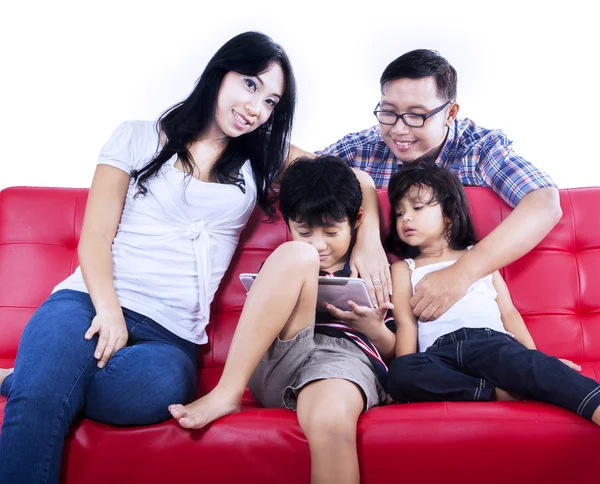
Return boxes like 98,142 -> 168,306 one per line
559,358 -> 582,372
323,300 -> 393,340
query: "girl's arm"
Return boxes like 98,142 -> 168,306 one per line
391,261 -> 419,356
79,164 -> 131,367
492,271 -> 536,349
494,271 -> 582,371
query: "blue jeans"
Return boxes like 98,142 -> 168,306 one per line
388,327 -> 600,421
0,290 -> 199,484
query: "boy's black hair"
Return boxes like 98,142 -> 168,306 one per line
380,49 -> 457,103
279,156 -> 362,227
385,163 -> 477,258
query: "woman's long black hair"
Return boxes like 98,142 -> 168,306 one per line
132,31 -> 296,217
385,163 -> 477,258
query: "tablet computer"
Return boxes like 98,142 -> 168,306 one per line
239,273 -> 373,312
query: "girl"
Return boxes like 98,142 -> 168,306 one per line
386,163 -> 600,426
0,31 -> 296,484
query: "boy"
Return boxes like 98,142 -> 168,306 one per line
170,156 -> 395,484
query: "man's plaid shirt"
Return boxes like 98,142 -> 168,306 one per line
317,118 -> 555,208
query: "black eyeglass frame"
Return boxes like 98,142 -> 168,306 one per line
373,100 -> 453,127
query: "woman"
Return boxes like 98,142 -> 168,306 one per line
0,31 -> 295,484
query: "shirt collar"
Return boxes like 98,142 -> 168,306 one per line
319,259 -> 352,278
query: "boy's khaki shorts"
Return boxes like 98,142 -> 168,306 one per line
248,321 -> 386,411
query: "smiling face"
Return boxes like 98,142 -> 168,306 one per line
395,185 -> 450,250
379,76 -> 458,163
210,62 -> 285,140
288,216 -> 361,273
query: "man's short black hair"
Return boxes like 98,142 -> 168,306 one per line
380,49 -> 457,102
279,156 -> 362,227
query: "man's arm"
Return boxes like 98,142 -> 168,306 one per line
412,186 -> 561,321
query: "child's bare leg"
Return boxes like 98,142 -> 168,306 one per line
296,379 -> 364,484
593,406 -> 600,426
0,368 -> 14,386
169,242 -> 320,429
493,388 -> 521,401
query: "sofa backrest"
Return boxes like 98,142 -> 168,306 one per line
1,186 -> 599,372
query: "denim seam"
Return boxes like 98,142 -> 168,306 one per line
577,385 -> 600,416
44,356 -> 97,483
92,341 -> 142,377
456,341 -> 464,370
474,378 -> 484,401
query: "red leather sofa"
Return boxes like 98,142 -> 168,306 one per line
1,186 -> 599,483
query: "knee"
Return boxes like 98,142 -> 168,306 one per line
387,356 -> 420,399
85,358 -> 197,426
298,400 -> 359,445
267,242 -> 320,274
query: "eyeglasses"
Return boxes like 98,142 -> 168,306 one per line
373,100 -> 452,128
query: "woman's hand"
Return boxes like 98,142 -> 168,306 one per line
84,310 -> 129,368
349,239 -> 392,307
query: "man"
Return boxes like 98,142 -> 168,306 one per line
291,49 -> 562,321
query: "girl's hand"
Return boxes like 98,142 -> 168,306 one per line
559,358 -> 582,372
323,300 -> 393,340
84,310 -> 129,368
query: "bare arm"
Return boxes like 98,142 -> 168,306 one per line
493,271 -> 581,371
349,168 -> 392,305
390,262 -> 418,357
413,187 -> 562,321
79,164 -> 130,367
492,271 -> 536,349
285,144 -> 316,167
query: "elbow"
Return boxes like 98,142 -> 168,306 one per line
545,187 -> 563,227
524,187 -> 562,228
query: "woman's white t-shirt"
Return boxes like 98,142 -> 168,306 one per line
54,121 -> 257,344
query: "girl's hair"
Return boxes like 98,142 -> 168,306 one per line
132,31 -> 297,217
385,163 -> 477,258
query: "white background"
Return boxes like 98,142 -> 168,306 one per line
1,0 -> 598,191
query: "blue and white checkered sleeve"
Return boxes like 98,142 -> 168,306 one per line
478,135 -> 556,208
316,134 -> 361,168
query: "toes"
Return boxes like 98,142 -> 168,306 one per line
178,417 -> 197,429
169,404 -> 186,419
178,415 -> 208,430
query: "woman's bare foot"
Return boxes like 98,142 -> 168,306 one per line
0,368 -> 14,386
168,386 -> 242,429
493,387 -> 521,401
